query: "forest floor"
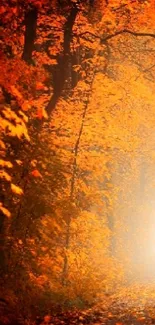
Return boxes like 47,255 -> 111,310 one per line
2,283 -> 155,324
38,284 -> 155,325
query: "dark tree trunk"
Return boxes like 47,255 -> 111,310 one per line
46,5 -> 79,116
22,6 -> 38,64
71,47 -> 81,88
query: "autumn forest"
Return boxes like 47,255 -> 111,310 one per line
1,0 -> 155,324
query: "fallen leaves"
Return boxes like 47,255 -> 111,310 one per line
15,160 -> 22,165
0,170 -> 12,181
0,159 -> 13,168
0,203 -> 11,218
31,169 -> 42,178
11,183 -> 23,195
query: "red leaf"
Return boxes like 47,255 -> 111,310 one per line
31,169 -> 42,178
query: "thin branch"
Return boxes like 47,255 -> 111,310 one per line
103,29 -> 155,42
62,65 -> 97,285
142,63 -> 155,73
135,63 -> 155,81
77,29 -> 155,44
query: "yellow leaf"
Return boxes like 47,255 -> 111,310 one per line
15,160 -> 22,165
0,159 -> 13,168
0,170 -> 11,181
10,85 -> 23,100
0,140 -> 6,149
0,203 -> 11,218
11,183 -> 23,195
18,110 -> 28,121
30,160 -> 37,167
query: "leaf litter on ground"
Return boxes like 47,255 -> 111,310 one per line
37,284 -> 155,325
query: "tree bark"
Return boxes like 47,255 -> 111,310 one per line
46,5 -> 79,116
22,6 -> 38,64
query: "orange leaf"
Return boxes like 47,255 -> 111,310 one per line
10,85 -> 23,100
137,317 -> 146,322
21,101 -> 30,112
37,107 -> 48,120
31,169 -> 42,178
36,82 -> 45,90
44,315 -> 51,322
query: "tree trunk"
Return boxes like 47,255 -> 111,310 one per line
46,5 -> 79,116
22,6 -> 38,64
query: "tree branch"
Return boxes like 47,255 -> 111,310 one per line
78,29 -> 155,44
103,29 -> 155,42
62,69 -> 96,286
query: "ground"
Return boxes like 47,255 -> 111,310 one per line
39,284 -> 155,325
40,304 -> 155,325
2,283 -> 155,324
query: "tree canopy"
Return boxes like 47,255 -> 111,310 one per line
1,0 -> 155,324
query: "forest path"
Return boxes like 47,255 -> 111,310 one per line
43,305 -> 155,325
39,284 -> 155,325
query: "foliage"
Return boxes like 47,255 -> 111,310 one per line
1,0 -> 155,323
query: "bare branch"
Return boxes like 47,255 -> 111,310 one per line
103,29 -> 155,42
78,29 -> 155,44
